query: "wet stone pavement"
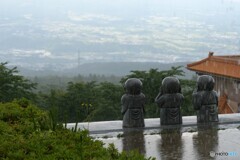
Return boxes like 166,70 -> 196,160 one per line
67,114 -> 240,160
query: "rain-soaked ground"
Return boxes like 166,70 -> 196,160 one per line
93,125 -> 240,160
68,114 -> 240,159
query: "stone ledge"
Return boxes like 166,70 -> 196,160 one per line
67,113 -> 240,134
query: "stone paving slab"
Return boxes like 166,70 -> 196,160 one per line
67,113 -> 240,134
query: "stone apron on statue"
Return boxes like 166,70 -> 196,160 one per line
123,98 -> 144,128
160,107 -> 182,125
197,104 -> 219,123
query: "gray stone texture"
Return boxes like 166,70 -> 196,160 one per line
192,75 -> 219,123
121,78 -> 145,128
155,77 -> 184,125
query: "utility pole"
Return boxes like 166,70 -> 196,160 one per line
77,50 -> 80,75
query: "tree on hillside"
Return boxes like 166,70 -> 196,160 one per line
58,81 -> 98,122
34,66 -> 195,123
0,62 -> 37,102
88,82 -> 124,121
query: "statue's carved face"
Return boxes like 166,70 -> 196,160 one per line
161,77 -> 181,94
124,78 -> 142,95
197,75 -> 215,91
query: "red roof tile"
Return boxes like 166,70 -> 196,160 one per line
187,52 -> 240,79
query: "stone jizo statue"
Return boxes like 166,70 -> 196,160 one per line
192,75 -> 219,123
155,77 -> 184,125
121,78 -> 145,128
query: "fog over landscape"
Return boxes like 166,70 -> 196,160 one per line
1,0 -> 240,75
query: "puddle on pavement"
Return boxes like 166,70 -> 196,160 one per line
94,125 -> 240,159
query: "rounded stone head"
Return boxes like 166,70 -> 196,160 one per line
197,75 -> 215,91
124,78 -> 143,95
161,77 -> 181,94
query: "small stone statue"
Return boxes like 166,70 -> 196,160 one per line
155,77 -> 184,125
121,78 -> 145,128
192,75 -> 219,123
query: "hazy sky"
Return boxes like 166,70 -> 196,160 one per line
0,0 -> 240,70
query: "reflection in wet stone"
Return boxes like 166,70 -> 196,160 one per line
193,125 -> 219,159
122,128 -> 145,155
158,128 -> 183,160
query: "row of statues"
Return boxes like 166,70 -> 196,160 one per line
121,75 -> 219,128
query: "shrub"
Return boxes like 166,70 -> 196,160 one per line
0,100 -> 155,160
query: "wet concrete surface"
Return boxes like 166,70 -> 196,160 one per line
95,126 -> 240,160
67,114 -> 240,159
